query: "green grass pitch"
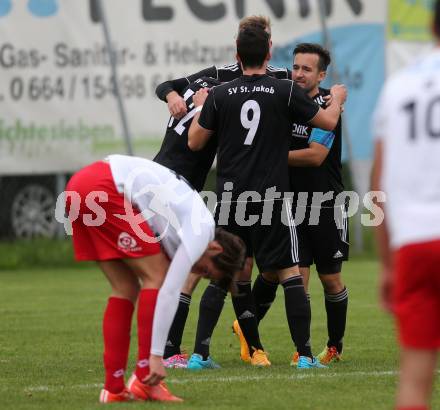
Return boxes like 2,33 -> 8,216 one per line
1,259 -> 439,410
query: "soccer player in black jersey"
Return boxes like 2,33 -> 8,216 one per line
156,15 -> 293,369
154,76 -> 220,192
155,16 -> 291,120
189,26 -> 346,368
289,44 -> 349,365
251,43 -> 349,367
153,76 -> 223,369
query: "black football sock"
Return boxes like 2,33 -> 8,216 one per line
252,274 -> 278,324
164,293 -> 191,359
193,282 -> 227,360
325,287 -> 348,354
282,276 -> 312,358
232,281 -> 264,354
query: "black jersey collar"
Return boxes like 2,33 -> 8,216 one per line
242,74 -> 268,82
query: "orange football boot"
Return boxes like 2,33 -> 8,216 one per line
127,374 -> 183,402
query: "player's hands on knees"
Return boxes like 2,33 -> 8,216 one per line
330,84 -> 347,105
379,266 -> 394,314
144,355 -> 166,386
167,91 -> 187,119
193,88 -> 210,107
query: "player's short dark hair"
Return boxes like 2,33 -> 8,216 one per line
238,15 -> 271,37
212,228 -> 246,288
237,26 -> 270,69
434,0 -> 440,38
293,43 -> 331,72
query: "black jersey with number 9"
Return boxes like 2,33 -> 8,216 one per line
199,74 -> 319,198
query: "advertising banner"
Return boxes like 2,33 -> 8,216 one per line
388,0 -> 434,41
0,0 -> 386,174
386,0 -> 435,75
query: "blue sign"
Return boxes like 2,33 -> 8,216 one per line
0,0 -> 12,17
28,0 -> 58,17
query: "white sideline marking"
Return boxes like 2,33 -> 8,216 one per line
24,370 -> 400,393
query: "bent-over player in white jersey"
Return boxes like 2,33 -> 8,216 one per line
65,155 -> 245,404
372,2 -> 440,409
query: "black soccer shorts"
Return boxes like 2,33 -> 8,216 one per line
294,203 -> 349,274
215,199 -> 299,272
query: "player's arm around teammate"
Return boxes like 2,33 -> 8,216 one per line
189,26 -> 348,369
155,15 -> 291,120
188,83 -> 346,152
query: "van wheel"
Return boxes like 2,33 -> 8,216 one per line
11,183 -> 57,239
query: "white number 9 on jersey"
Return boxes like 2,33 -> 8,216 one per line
240,100 -> 261,145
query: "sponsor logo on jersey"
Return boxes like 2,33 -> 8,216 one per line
292,123 -> 310,138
